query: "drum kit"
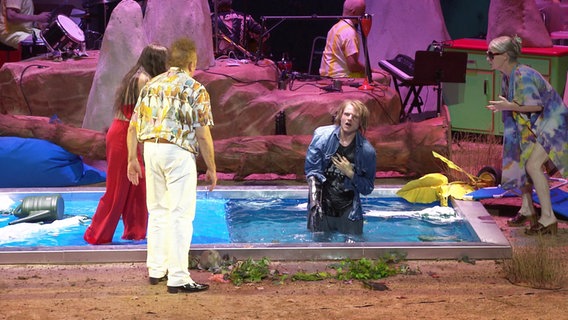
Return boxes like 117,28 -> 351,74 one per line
80,0 -> 121,49
28,0 -> 120,61
39,14 -> 87,61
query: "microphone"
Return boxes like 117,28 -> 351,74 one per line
360,13 -> 372,38
359,13 -> 373,89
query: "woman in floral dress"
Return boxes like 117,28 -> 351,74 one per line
486,35 -> 568,236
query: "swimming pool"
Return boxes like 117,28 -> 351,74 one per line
0,186 -> 511,264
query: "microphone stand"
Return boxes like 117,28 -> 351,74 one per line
358,13 -> 373,90
212,0 -> 219,56
217,32 -> 255,60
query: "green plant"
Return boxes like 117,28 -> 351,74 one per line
397,263 -> 421,275
274,274 -> 289,285
381,251 -> 408,264
224,255 -> 404,286
503,236 -> 566,289
291,271 -> 333,281
229,257 -> 271,286
333,258 -> 397,281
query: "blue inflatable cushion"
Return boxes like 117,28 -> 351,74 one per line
0,137 -> 106,187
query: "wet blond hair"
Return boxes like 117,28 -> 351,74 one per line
333,99 -> 370,133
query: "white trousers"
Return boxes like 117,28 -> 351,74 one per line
143,142 -> 197,286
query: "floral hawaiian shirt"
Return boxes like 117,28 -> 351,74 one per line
131,67 -> 214,154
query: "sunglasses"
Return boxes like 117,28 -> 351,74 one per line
486,51 -> 504,60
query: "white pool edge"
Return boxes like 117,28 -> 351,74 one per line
0,186 -> 512,264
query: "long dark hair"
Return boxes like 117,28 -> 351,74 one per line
113,44 -> 168,115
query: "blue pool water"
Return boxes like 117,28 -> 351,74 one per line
0,191 -> 478,248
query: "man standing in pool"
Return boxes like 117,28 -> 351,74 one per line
127,38 -> 217,294
305,100 -> 376,235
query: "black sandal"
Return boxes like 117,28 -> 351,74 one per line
525,222 -> 558,236
507,212 -> 537,227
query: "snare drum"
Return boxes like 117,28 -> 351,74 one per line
41,15 -> 85,52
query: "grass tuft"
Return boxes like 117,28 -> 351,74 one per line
446,133 -> 502,183
503,236 -> 567,289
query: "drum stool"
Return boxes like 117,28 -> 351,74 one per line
0,42 -> 21,68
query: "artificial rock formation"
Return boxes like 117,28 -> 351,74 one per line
81,0 -> 216,132
0,114 -> 106,160
0,0 -> 455,181
0,51 -> 99,126
487,0 -> 553,47
0,53 -> 450,180
144,0 -> 215,70
0,111 -> 449,180
82,0 -> 147,132
196,115 -> 450,180
0,58 -> 451,180
196,60 -> 401,140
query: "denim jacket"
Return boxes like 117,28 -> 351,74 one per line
304,125 -> 377,221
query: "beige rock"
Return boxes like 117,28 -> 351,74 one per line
0,52 -> 98,126
1,53 -> 449,179
196,114 -> 449,180
82,0 -> 147,132
0,114 -> 105,159
487,0 -> 553,47
195,60 -> 400,140
144,0 -> 215,70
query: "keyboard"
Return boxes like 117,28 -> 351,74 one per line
378,54 -> 415,82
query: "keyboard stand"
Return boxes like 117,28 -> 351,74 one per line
380,50 -> 467,122
379,59 -> 432,122
391,78 -> 426,122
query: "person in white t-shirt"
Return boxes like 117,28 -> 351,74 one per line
0,0 -> 51,49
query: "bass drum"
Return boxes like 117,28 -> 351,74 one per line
41,15 -> 85,52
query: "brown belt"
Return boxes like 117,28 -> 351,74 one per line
143,138 -> 173,144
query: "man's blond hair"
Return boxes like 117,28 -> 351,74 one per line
168,38 -> 197,68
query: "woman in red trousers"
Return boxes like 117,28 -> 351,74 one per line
84,45 -> 168,244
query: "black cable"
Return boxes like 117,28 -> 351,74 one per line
203,66 -> 394,122
361,89 -> 398,125
290,81 -> 321,91
19,64 -> 49,115
202,69 -> 276,86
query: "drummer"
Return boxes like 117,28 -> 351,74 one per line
0,0 -> 51,49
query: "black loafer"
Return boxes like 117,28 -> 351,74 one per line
167,282 -> 209,294
149,275 -> 167,285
